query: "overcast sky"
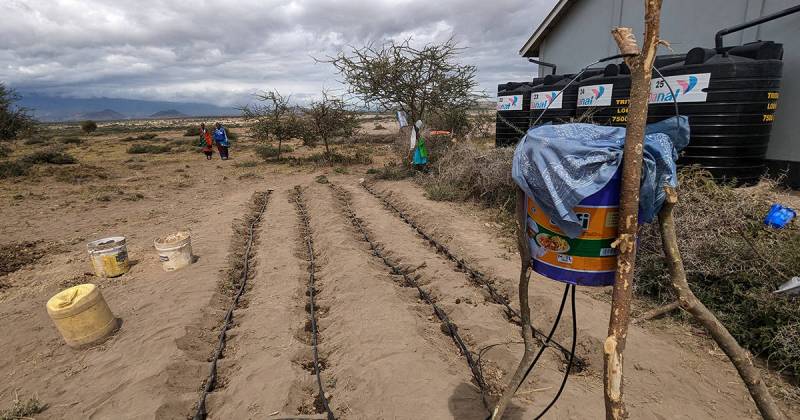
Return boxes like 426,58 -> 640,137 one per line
1,0 -> 556,106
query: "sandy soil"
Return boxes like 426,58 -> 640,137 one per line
0,120 -> 797,419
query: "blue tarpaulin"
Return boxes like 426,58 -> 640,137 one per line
512,116 -> 690,238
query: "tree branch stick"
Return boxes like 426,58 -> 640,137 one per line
491,187 -> 535,420
633,301 -> 679,323
659,188 -> 786,420
604,2 -> 663,418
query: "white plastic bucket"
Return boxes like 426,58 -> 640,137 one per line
154,231 -> 193,272
87,236 -> 130,278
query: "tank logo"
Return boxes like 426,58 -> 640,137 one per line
577,84 -> 613,107
497,94 -> 523,111
649,73 -> 710,104
531,91 -> 563,110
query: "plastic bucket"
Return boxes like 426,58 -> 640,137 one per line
47,283 -> 119,348
526,170 -> 621,287
154,231 -> 193,272
87,236 -> 130,278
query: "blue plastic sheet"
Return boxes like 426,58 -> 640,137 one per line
512,116 -> 690,238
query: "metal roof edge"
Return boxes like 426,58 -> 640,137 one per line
519,0 -> 576,57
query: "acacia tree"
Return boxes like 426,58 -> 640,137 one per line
327,38 -> 480,132
0,83 -> 36,141
240,90 -> 302,159
301,91 -> 360,159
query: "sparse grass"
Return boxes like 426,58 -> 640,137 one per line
290,150 -> 372,166
127,144 -> 171,154
255,144 -> 293,160
0,161 -> 31,178
0,394 -> 46,420
51,164 -> 109,183
21,149 -> 77,165
234,160 -> 259,168
122,133 -> 159,141
23,137 -> 47,145
368,163 -> 415,180
60,136 -> 83,145
0,145 -> 11,158
238,172 -> 263,180
334,167 -> 349,174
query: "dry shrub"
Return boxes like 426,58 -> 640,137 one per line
0,394 -> 46,420
421,142 -> 515,210
637,168 -> 800,378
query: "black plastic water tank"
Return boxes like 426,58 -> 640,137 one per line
648,41 -> 783,184
495,78 -> 544,147
529,69 -> 604,125
575,63 -> 631,126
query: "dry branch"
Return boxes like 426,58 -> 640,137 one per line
633,301 -> 679,323
490,188 -> 535,419
659,188 -> 786,420
604,1 -> 663,418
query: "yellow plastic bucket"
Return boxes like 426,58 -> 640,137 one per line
46,284 -> 118,348
87,236 -> 130,278
154,231 -> 193,272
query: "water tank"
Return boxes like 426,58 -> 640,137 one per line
648,41 -> 783,184
495,79 -> 543,147
575,63 -> 632,126
529,69 -> 604,125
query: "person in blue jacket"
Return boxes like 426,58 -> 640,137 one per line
213,122 -> 230,160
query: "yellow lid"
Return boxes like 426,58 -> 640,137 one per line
46,284 -> 99,317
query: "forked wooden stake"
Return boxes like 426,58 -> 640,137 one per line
603,1 -> 663,418
658,188 -> 786,420
490,187 -> 534,419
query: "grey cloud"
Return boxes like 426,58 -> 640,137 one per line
1,0 -> 556,106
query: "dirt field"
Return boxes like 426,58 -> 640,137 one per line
0,119 -> 797,419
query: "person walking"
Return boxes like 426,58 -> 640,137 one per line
199,123 -> 214,159
213,122 -> 230,160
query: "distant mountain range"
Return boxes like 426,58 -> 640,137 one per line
17,93 -> 239,122
149,109 -> 189,119
78,109 -> 127,121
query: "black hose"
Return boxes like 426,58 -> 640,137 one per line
193,190 -> 271,420
513,284 -> 570,394
294,187 -> 336,420
533,284 -> 577,419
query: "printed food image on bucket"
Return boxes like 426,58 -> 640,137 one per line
87,236 -> 130,278
154,231 -> 193,272
525,169 -> 621,287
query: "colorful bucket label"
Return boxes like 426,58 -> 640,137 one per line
497,95 -> 523,111
527,196 -> 619,287
577,84 -> 613,107
649,73 -> 711,104
531,91 -> 563,110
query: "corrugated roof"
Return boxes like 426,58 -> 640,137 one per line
519,0 -> 577,57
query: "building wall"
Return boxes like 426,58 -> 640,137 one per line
537,0 -> 800,170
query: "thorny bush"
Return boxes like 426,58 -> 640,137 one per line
636,168 -> 800,379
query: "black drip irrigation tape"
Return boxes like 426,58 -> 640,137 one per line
193,190 -> 272,420
361,182 -> 585,371
328,183 -> 491,414
293,186 -> 336,420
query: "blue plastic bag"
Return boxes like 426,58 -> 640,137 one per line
764,204 -> 796,228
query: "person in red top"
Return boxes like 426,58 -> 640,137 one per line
199,123 -> 214,159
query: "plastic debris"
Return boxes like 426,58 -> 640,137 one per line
774,277 -> 800,295
764,204 -> 796,228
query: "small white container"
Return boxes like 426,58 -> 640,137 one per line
154,231 -> 193,272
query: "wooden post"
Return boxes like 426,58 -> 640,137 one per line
658,188 -> 787,420
490,187 -> 535,419
603,1 -> 663,418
